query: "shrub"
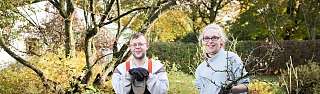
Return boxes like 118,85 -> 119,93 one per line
0,64 -> 46,93
248,79 -> 285,94
0,52 -> 86,93
148,42 -> 201,74
149,40 -> 320,74
280,62 -> 320,93
237,40 -> 320,74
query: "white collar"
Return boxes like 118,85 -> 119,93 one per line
207,49 -> 225,62
130,56 -> 148,68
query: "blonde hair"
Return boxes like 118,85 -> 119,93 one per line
129,32 -> 148,43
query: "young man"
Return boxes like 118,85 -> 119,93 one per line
112,32 -> 169,94
195,23 -> 250,94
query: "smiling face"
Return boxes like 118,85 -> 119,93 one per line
202,30 -> 223,55
129,35 -> 149,60
200,24 -> 227,56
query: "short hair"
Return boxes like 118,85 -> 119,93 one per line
198,23 -> 228,44
129,32 -> 148,43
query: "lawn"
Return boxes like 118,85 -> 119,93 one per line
168,71 -> 198,94
168,72 -> 286,94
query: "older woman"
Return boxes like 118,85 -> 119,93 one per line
195,23 -> 250,94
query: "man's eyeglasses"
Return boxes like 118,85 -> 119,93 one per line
129,43 -> 147,47
203,36 -> 221,42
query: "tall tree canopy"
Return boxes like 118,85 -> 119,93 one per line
230,0 -> 320,40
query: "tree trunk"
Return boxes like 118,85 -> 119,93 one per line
209,0 -> 217,23
48,0 -> 75,58
81,27 -> 98,84
64,16 -> 75,58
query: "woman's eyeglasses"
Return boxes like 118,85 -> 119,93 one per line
203,36 -> 221,42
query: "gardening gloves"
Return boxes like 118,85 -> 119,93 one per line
129,68 -> 149,81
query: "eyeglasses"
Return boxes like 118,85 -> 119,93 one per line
203,36 -> 221,42
129,43 -> 147,47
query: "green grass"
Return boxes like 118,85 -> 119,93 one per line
251,74 -> 280,82
168,73 -> 286,94
168,71 -> 198,94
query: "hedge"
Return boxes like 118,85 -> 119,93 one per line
148,42 -> 200,74
148,40 -> 320,74
237,40 -> 320,74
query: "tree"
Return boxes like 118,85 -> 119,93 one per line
48,0 -> 75,58
229,0 -> 320,41
229,0 -> 283,40
300,0 -> 320,40
0,0 -> 178,93
170,0 -> 241,43
149,9 -> 193,42
93,0 -> 178,86
0,0 -> 59,92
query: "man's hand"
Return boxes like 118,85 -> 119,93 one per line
129,68 -> 149,81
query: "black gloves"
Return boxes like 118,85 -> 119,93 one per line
129,68 -> 149,81
218,85 -> 233,94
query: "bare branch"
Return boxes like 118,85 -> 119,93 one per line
201,0 -> 211,11
263,6 -> 283,51
48,0 -> 58,7
140,0 -> 177,33
99,6 -> 151,27
93,53 -> 113,67
118,12 -> 138,39
83,0 -> 90,29
89,0 -> 96,25
112,12 -> 138,59
98,0 -> 116,25
116,0 -> 121,40
80,52 -> 113,83
12,8 -> 40,29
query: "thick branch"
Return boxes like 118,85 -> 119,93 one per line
112,0 -> 122,52
81,27 -> 98,84
48,0 -> 59,8
209,0 -> 221,22
99,13 -> 138,83
140,0 -> 177,33
98,0 -> 116,25
89,0 -> 96,26
113,12 -> 138,53
198,8 -> 209,25
0,33 -> 52,90
81,53 -> 113,84
116,0 -> 121,40
48,0 -> 67,18
66,0 -> 74,17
